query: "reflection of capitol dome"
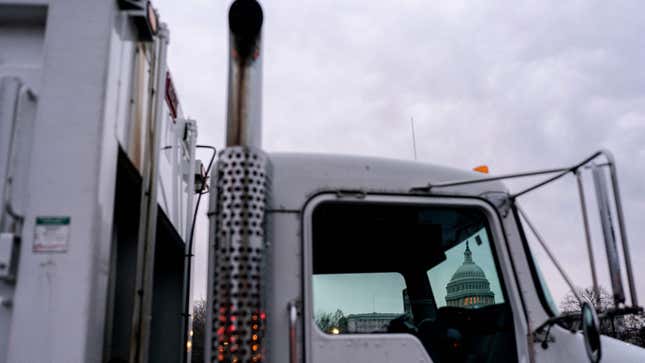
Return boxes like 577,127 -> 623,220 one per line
445,242 -> 495,307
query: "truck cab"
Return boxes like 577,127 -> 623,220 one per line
267,154 -> 525,363
205,1 -> 645,362
206,150 -> 645,363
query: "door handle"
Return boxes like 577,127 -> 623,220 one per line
288,300 -> 298,363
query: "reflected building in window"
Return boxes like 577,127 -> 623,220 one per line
346,313 -> 401,333
445,242 -> 495,307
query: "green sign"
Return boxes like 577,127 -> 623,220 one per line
34,216 -> 71,253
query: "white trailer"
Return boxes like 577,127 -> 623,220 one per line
1,1 -> 202,362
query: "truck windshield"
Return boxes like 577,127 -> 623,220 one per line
311,200 -> 516,362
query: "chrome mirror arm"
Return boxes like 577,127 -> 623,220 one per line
575,170 -> 600,306
415,149 -> 638,309
602,150 -> 637,307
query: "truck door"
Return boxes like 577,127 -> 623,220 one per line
302,194 -> 529,363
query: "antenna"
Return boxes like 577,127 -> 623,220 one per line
410,117 -> 418,161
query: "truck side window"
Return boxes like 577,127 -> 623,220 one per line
311,201 -> 517,363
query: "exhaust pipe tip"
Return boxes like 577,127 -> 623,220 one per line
229,0 -> 263,61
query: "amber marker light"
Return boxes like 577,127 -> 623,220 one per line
473,165 -> 489,174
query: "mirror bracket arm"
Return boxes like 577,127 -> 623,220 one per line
533,323 -> 556,349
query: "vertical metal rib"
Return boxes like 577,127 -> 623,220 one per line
129,23 -> 170,363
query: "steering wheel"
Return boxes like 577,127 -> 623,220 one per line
417,317 -> 465,363
387,314 -> 418,335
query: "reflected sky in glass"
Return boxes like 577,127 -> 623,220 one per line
313,272 -> 406,315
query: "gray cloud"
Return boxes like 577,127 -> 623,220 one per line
155,0 -> 645,307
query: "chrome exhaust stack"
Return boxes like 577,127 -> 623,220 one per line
226,0 -> 263,147
208,1 -> 269,362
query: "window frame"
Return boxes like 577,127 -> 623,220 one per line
302,192 -> 528,362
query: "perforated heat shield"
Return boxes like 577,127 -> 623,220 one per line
208,147 -> 270,363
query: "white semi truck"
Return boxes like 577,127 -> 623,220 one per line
1,1 -> 644,363
205,1 -> 645,363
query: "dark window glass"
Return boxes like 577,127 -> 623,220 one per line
311,201 -> 517,363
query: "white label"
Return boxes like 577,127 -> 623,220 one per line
34,216 -> 70,253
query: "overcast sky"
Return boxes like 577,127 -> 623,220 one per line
154,0 -> 645,311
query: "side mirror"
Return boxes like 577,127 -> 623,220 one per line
581,300 -> 601,363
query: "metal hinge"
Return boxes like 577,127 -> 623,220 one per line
0,233 -> 19,283
481,191 -> 511,217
